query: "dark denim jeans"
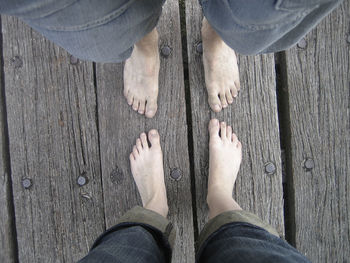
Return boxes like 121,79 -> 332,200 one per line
0,0 -> 343,62
78,222 -> 310,263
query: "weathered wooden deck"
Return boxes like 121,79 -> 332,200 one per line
0,0 -> 349,262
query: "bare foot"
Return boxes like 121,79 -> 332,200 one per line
130,129 -> 168,217
207,119 -> 242,219
124,28 -> 159,118
201,18 -> 240,113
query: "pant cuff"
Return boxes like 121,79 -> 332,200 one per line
197,210 -> 279,252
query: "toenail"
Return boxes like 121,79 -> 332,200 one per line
147,110 -> 154,115
150,130 -> 157,135
214,105 -> 221,111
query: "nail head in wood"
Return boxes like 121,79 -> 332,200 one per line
265,162 -> 276,174
303,158 -> 314,170
297,38 -> 307,49
69,55 -> 79,65
77,175 -> 88,186
161,45 -> 171,57
170,168 -> 182,180
196,42 -> 203,54
22,178 -> 32,189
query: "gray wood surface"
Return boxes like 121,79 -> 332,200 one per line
284,1 -> 350,261
2,17 -> 105,262
96,0 -> 195,261
0,34 -> 16,262
185,0 -> 285,237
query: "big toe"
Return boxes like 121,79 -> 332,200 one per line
148,129 -> 160,148
208,94 -> 222,112
208,119 -> 220,137
145,100 -> 157,118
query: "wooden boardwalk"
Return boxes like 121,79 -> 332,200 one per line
0,0 -> 349,262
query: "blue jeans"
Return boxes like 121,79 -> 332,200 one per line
78,220 -> 309,263
76,207 -> 310,262
0,0 -> 342,62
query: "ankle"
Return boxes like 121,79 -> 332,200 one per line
135,30 -> 158,52
207,195 -> 242,219
144,194 -> 169,218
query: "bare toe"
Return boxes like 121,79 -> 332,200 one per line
231,86 -> 238,98
136,138 -> 143,152
226,90 -> 233,104
209,119 -> 220,137
226,126 -> 232,140
231,133 -> 238,143
138,100 -> 146,114
234,79 -> 241,91
220,122 -> 227,139
148,129 -> 160,148
145,100 -> 157,118
133,146 -> 139,157
132,99 -> 139,111
220,92 -> 228,108
140,133 -> 148,149
208,93 -> 222,112
125,92 -> 133,105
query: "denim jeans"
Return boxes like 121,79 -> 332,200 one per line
0,0 -> 342,62
78,207 -> 310,263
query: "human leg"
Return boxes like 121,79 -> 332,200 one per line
196,118 -> 310,263
201,18 -> 240,113
124,29 -> 160,118
200,0 -> 342,55
199,0 -> 342,112
79,130 -> 173,263
0,0 -> 164,118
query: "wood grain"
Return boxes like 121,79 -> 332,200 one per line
96,0 -> 195,261
284,1 -> 350,261
185,0 -> 285,236
0,28 -> 16,262
2,17 -> 105,262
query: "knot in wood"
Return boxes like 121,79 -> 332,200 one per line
22,178 -> 32,189
161,45 -> 172,58
110,166 -> 124,184
170,168 -> 182,180
264,162 -> 276,174
11,56 -> 23,69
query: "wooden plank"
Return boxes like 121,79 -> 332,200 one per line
284,1 -> 350,261
0,30 -> 16,262
185,0 -> 285,236
2,17 -> 105,262
96,0 -> 195,261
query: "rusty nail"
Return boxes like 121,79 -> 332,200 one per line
303,158 -> 314,170
22,178 -> 32,189
297,38 -> 307,49
77,174 -> 88,186
196,42 -> 203,54
265,162 -> 276,174
161,45 -> 171,57
69,55 -> 79,65
170,168 -> 182,180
